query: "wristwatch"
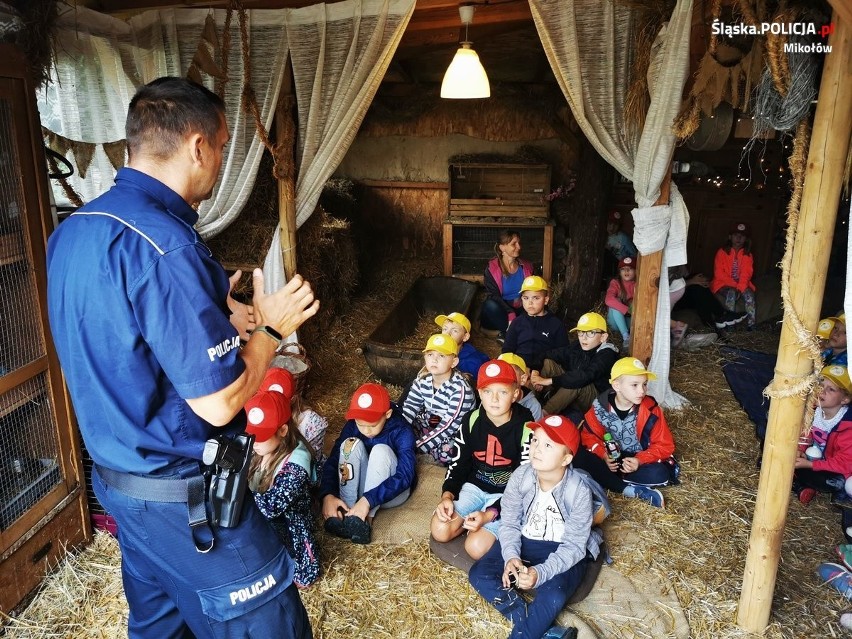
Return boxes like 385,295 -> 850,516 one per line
252,325 -> 283,347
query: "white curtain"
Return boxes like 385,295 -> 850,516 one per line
262,0 -> 415,291
38,6 -> 289,240
530,0 -> 694,407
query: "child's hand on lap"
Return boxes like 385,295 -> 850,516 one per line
462,510 -> 488,532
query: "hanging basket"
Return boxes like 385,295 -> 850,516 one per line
270,342 -> 311,392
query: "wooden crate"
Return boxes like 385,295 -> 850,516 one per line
443,217 -> 554,282
449,163 -> 551,218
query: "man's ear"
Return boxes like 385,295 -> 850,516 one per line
384,408 -> 394,419
601,332 -> 609,343
452,356 -> 460,369
563,452 -> 574,467
462,332 -> 471,343
189,132 -> 205,165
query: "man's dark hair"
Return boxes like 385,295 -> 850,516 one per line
126,77 -> 225,161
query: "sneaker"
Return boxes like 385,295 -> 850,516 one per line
629,485 -> 665,508
798,487 -> 817,505
681,332 -> 718,351
841,612 -> 852,630
671,322 -> 687,349
837,544 -> 852,571
496,331 -> 506,345
324,515 -> 347,538
541,626 -> 578,639
817,562 -> 852,599
342,515 -> 372,544
715,311 -> 748,329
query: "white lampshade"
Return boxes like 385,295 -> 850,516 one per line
440,43 -> 490,99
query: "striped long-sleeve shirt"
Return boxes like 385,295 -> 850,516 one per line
402,371 -> 475,465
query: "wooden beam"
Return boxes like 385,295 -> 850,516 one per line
829,0 -> 852,30
630,173 -> 671,364
736,11 -> 852,634
275,57 -> 298,281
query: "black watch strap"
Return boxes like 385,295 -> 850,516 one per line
252,325 -> 283,346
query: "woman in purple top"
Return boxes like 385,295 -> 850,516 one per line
481,230 -> 534,334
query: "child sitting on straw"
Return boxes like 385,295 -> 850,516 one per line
246,368 -> 319,587
574,357 -> 678,509
431,359 -> 534,560
793,365 -> 852,506
468,415 -> 607,639
403,334 -> 476,465
502,275 -> 568,367
322,383 -> 416,545
529,312 -> 619,418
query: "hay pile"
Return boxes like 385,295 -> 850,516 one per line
3,262 -> 848,638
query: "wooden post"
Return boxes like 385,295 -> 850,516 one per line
630,173 -> 671,363
275,57 -> 298,280
737,15 -> 852,633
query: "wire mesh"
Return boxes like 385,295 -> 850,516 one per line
0,96 -> 61,530
451,225 -> 546,276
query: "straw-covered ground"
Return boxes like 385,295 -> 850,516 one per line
3,255 -> 848,638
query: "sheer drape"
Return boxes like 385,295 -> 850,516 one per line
262,0 -> 415,290
39,6 -> 289,240
530,0 -> 693,407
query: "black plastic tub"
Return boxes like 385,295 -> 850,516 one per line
362,276 -> 479,386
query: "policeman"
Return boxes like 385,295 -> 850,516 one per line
47,77 -> 318,638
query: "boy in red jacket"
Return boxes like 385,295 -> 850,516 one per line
573,357 -> 678,508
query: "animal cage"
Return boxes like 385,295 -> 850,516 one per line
0,45 -> 90,615
442,219 -> 554,282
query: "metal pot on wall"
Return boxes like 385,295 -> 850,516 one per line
686,102 -> 734,152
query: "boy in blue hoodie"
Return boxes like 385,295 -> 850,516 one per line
321,383 -> 416,544
502,276 -> 568,369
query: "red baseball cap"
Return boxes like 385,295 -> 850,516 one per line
730,222 -> 749,235
477,359 -> 518,389
345,383 -> 391,422
529,415 -> 580,455
261,367 -> 295,398
245,389 -> 291,443
618,256 -> 636,270
608,210 -> 622,223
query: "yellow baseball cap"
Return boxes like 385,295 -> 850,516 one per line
609,357 -> 658,384
828,313 -> 846,326
571,312 -> 607,333
423,333 -> 459,356
498,352 -> 528,374
817,318 -> 836,340
821,364 -> 852,395
435,312 -> 471,334
520,275 -> 549,293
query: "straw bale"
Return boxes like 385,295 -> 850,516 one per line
5,264 -> 850,638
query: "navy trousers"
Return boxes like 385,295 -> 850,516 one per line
93,466 -> 312,639
469,537 -> 586,639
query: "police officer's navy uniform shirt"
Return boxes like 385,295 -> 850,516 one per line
47,168 -> 245,475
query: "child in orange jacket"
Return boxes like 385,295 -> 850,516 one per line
711,222 -> 756,329
573,357 -> 678,508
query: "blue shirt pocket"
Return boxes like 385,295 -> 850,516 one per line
197,545 -> 293,622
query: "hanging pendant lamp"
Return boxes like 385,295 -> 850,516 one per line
441,5 -> 490,99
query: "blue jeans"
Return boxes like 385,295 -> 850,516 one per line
469,538 -> 587,639
481,298 -> 513,331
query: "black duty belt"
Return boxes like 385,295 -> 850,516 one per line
95,464 -> 215,553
